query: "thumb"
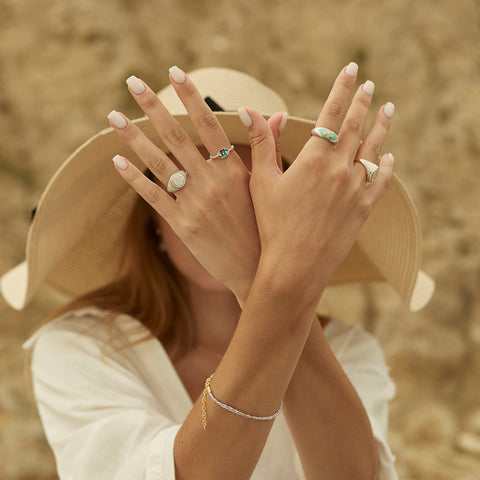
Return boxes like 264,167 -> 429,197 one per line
238,107 -> 278,178
267,111 -> 288,172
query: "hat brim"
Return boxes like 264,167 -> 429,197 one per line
1,112 -> 434,311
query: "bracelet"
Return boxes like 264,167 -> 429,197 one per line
201,373 -> 283,430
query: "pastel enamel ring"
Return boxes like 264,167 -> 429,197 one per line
311,127 -> 338,144
167,170 -> 187,192
355,159 -> 379,183
209,145 -> 235,160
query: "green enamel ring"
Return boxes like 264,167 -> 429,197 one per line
355,159 -> 379,183
311,127 -> 338,144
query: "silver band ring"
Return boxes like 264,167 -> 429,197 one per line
209,145 -> 235,160
355,159 -> 379,183
311,127 -> 338,144
167,170 -> 187,192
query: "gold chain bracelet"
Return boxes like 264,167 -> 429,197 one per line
201,373 -> 283,430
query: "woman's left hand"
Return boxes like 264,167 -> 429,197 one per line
108,68 -> 274,304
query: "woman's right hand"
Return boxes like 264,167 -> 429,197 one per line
107,68 -> 266,304
242,64 -> 395,307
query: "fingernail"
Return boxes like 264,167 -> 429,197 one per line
278,112 -> 288,133
238,107 -> 253,128
112,154 -> 129,170
345,62 -> 358,77
169,65 -> 186,85
384,102 -> 395,118
108,110 -> 128,129
126,75 -> 146,95
387,153 -> 395,164
363,80 -> 375,96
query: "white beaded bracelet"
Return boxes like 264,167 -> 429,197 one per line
201,373 -> 283,430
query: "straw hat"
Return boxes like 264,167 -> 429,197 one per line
0,67 -> 434,311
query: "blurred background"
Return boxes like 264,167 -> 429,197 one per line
0,0 -> 479,478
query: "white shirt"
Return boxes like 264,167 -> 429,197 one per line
23,306 -> 399,479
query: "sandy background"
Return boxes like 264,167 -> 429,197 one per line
1,0 -> 479,478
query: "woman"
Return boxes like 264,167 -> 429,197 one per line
3,65 -> 434,479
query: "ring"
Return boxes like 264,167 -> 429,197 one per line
167,170 -> 187,192
311,127 -> 338,144
355,159 -> 379,183
209,145 -> 235,160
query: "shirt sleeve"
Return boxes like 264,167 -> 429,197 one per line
27,317 -> 181,480
336,324 -> 399,480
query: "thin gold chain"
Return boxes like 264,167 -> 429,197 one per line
201,373 -> 215,430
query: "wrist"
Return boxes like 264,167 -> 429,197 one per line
253,252 -> 326,317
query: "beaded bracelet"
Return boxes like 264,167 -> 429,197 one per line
201,373 -> 283,430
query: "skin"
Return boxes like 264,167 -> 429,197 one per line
108,65 -> 394,479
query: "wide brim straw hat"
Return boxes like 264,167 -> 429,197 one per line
1,67 -> 434,312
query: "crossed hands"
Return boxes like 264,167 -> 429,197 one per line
108,64 -> 394,308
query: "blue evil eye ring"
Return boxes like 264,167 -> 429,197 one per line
209,145 -> 235,160
167,170 -> 187,192
311,127 -> 338,144
355,159 -> 379,183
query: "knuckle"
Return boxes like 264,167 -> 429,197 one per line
249,132 -> 274,151
150,156 -> 168,176
140,92 -> 160,111
326,101 -> 346,120
338,75 -> 354,90
357,93 -> 372,108
144,186 -> 162,205
344,117 -> 363,135
165,124 -> 188,147
370,140 -> 383,158
362,140 -> 383,160
197,111 -> 220,131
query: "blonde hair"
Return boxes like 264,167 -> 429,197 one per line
35,169 -> 195,362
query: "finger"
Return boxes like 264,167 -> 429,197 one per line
238,107 -> 278,178
267,112 -> 288,172
167,66 -> 238,160
112,154 -> 175,218
363,153 -> 395,205
125,75 -> 203,173
336,80 -> 375,158
310,62 -> 358,149
108,110 -> 180,186
356,102 -> 395,162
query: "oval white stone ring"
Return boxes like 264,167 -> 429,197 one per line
167,170 -> 187,192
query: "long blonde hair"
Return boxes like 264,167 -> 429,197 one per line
38,169 -> 194,361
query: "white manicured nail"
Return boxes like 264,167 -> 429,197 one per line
384,102 -> 395,118
278,112 -> 288,133
126,75 -> 146,95
238,107 -> 253,128
345,62 -> 358,77
112,154 -> 129,170
387,153 -> 395,163
169,66 -> 186,84
363,80 -> 375,96
107,110 -> 127,129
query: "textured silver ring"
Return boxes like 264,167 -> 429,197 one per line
355,159 -> 379,183
311,127 -> 338,144
167,170 -> 187,192
209,145 -> 235,160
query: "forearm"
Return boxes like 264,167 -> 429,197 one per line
174,262 -> 320,480
283,316 -> 378,480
